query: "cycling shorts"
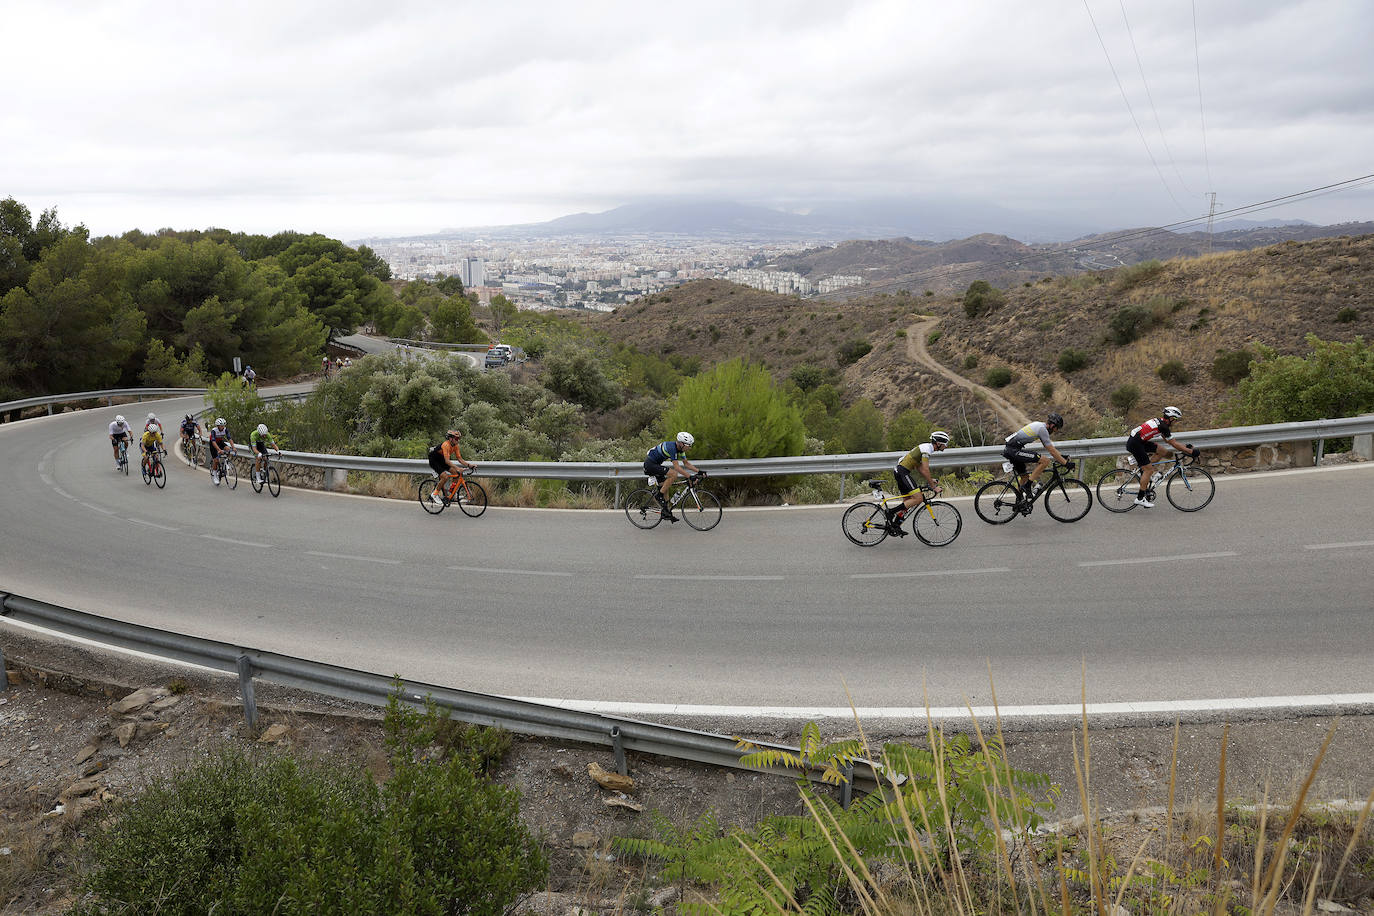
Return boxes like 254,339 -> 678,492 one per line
1002,445 -> 1039,475
428,453 -> 452,475
893,465 -> 919,497
112,431 -> 129,441
643,459 -> 668,482
254,441 -> 270,456
1126,436 -> 1157,467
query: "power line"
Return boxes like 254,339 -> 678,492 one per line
1119,0 -> 1194,197
1192,0 -> 1214,191
1082,0 -> 1187,214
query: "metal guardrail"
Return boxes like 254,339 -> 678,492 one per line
0,387 -> 207,419
0,591 -> 875,795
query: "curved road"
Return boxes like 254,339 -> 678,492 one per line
3,394 -> 1374,715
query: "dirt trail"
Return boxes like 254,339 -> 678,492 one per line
906,317 -> 1030,429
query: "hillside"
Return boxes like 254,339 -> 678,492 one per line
584,233 -> 1374,442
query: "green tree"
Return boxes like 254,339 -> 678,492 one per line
1227,334 -> 1374,424
837,398 -> 885,453
885,407 -> 932,451
430,295 -> 483,343
488,294 -> 518,338
141,339 -> 206,386
434,274 -> 466,296
963,279 -> 1005,318
662,359 -> 805,461
542,344 -> 622,411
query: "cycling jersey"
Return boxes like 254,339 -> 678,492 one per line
140,429 -> 163,451
646,441 -> 684,465
250,428 -> 274,448
898,442 -> 934,472
108,420 -> 132,438
208,427 -> 231,451
180,418 -> 198,435
1005,422 -> 1054,450
1129,418 -> 1172,442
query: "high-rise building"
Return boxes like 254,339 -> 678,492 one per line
460,257 -> 486,289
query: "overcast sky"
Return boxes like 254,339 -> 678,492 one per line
6,0 -> 1373,242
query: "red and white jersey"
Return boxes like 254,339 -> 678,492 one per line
1129,418 -> 1172,442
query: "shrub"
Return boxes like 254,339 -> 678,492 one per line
962,280 -> 1005,318
663,359 -> 805,465
837,338 -> 872,365
1040,380 -> 1055,401
1337,307 -> 1359,323
984,366 -> 1013,388
1110,383 -> 1141,412
789,363 -> 827,392
926,329 -> 942,345
1211,348 -> 1254,385
1115,258 -> 1165,290
885,407 -> 931,451
837,398 -> 885,453
1057,348 -> 1089,373
1108,304 -> 1163,345
73,697 -> 546,915
542,344 -> 622,411
1227,334 -> 1374,424
1156,360 -> 1193,385
962,354 -> 979,370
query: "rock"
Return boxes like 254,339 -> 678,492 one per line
111,686 -> 167,715
114,722 -> 138,747
603,795 -> 644,812
0,758 -> 10,768
74,743 -> 100,764
649,886 -> 679,907
60,776 -> 102,801
571,830 -> 598,849
80,759 -> 108,778
258,723 -> 291,743
587,762 -> 635,793
151,696 -> 181,711
6,669 -> 22,685
1317,901 -> 1356,913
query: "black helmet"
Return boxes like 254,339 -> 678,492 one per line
1046,412 -> 1064,429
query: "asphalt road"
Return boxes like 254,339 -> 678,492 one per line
4,393 -> 1374,713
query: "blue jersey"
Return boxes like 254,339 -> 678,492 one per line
646,441 -> 683,465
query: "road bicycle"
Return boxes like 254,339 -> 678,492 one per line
182,432 -> 203,468
1096,450 -> 1214,513
624,472 -> 721,531
418,470 -> 487,517
841,481 -> 962,547
210,444 -> 238,490
250,448 -> 282,497
115,438 -> 130,475
974,459 -> 1092,525
140,446 -> 167,489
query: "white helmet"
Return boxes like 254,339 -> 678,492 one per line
1163,406 -> 1182,420
215,417 -> 226,428
257,423 -> 268,435
930,430 -> 951,445
115,414 -> 125,424
148,422 -> 161,433
147,412 -> 157,421
676,431 -> 694,448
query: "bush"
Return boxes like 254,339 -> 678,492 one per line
962,354 -> 979,370
1227,334 -> 1374,424
1040,380 -> 1055,401
74,697 -> 546,915
663,359 -> 805,465
1110,383 -> 1140,412
885,407 -> 931,451
1156,360 -> 1193,385
1108,305 -> 1162,345
1056,348 -> 1089,373
1115,259 -> 1165,290
962,280 -> 1005,318
790,363 -> 827,393
1337,307 -> 1359,323
542,344 -> 622,411
984,366 -> 1013,388
926,329 -> 942,345
837,398 -> 885,453
837,338 -> 872,365
1211,348 -> 1255,385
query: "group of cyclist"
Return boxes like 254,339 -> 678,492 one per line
108,412 -> 279,487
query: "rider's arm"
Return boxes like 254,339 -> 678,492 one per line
1046,442 -> 1068,464
1162,435 -> 1197,455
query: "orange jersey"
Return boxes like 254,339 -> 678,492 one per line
440,439 -> 463,463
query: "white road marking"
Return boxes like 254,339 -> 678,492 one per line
850,567 -> 1010,579
127,518 -> 178,531
52,487 -> 74,500
306,550 -> 400,565
202,534 -> 272,548
1304,540 -> 1374,550
79,503 -> 117,515
449,566 -> 571,577
634,574 -> 785,581
1078,551 -> 1238,567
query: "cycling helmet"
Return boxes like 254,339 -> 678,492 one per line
256,423 -> 268,435
930,430 -> 951,445
446,429 -> 461,439
114,414 -> 125,424
1046,412 -> 1064,430
147,412 -> 157,421
184,414 -> 193,421
215,418 -> 226,428
676,431 -> 694,447
1162,406 -> 1182,420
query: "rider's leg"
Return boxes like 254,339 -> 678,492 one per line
1028,455 -> 1050,486
659,467 -> 680,499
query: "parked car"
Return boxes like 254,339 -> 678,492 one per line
485,344 -> 514,368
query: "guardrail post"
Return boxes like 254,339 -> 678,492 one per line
1316,438 -> 1326,465
610,725 -> 627,776
838,474 -> 846,501
1354,433 -> 1373,461
614,480 -> 621,509
237,654 -> 258,728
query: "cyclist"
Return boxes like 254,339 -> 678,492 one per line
250,423 -> 279,485
179,414 -> 202,455
1002,413 -> 1072,497
143,412 -> 161,433
888,430 -> 951,532
207,418 -> 235,485
108,414 -> 133,469
427,429 -> 476,506
139,421 -> 164,475
243,365 -> 257,390
1127,406 -> 1200,507
644,432 -> 701,523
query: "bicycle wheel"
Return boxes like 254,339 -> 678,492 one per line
680,489 -> 722,531
624,488 -> 664,529
974,480 -> 1021,525
153,460 -> 166,489
141,459 -> 152,485
457,479 -> 487,517
1166,465 -> 1215,512
841,502 -> 889,546
419,476 -> 446,514
251,465 -> 264,493
222,459 -> 237,490
1042,477 -> 1092,523
1096,468 -> 1140,513
266,466 -> 281,497
911,500 -> 962,546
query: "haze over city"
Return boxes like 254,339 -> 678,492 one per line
5,0 -> 1373,243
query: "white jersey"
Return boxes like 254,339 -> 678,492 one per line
108,420 -> 132,436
